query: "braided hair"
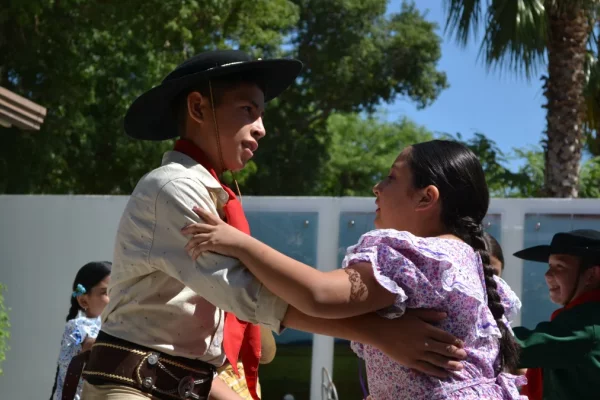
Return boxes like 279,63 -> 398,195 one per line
49,261 -> 111,400
408,140 -> 519,372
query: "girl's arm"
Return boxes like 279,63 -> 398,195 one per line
183,207 -> 395,319
237,239 -> 396,319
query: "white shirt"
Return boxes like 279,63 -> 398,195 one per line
101,150 -> 288,366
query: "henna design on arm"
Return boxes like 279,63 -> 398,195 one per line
343,267 -> 368,302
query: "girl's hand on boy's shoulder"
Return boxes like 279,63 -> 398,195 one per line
182,206 -> 250,258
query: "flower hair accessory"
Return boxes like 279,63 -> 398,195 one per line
72,283 -> 87,297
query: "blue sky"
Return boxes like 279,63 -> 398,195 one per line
384,1 -> 547,168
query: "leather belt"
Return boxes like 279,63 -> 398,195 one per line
82,331 -> 215,400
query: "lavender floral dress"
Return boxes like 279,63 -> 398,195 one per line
343,230 -> 526,400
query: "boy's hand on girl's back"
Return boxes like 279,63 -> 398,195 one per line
371,309 -> 467,379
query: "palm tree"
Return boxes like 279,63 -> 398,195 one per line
444,0 -> 598,197
583,40 -> 600,157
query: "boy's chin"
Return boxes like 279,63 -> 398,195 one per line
548,292 -> 566,306
225,159 -> 246,172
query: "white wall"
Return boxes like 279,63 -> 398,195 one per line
0,196 -> 128,399
0,196 -> 599,399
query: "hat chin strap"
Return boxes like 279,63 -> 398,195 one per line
208,80 -> 243,203
565,266 -> 584,305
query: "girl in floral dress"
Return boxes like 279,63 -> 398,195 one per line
49,261 -> 111,400
182,140 -> 526,399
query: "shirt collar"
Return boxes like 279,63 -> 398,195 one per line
161,148 -> 228,204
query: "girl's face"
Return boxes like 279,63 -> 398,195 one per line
78,275 -> 110,318
373,149 -> 420,232
372,148 -> 441,236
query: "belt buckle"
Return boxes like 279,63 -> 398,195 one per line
178,376 -> 196,399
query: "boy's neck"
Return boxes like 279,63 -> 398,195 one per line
563,287 -> 600,307
177,138 -> 224,176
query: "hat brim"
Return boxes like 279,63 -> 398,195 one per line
514,245 -> 600,263
513,245 -> 552,263
124,59 -> 302,141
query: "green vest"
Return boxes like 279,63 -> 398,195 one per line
514,301 -> 600,400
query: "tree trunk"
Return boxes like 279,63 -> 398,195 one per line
543,1 -> 591,197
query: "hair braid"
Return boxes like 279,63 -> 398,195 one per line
453,217 -> 520,372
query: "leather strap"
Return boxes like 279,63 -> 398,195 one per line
83,332 -> 215,400
61,350 -> 90,400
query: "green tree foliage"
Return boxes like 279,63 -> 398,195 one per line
315,116 -> 600,199
0,0 -> 299,193
449,132 -> 600,198
443,0 -> 599,197
317,113 -> 433,196
0,0 -> 447,196
443,132 -> 540,197
247,0 -> 448,195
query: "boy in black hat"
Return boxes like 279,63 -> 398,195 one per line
79,50 -> 467,400
512,229 -> 600,400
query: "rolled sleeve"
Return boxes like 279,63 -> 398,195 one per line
255,284 -> 289,333
149,178 -> 288,332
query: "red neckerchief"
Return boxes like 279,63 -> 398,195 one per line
174,139 -> 261,400
521,288 -> 600,400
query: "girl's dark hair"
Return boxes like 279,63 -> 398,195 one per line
65,261 -> 112,321
50,261 -> 111,399
484,232 -> 505,270
408,140 -> 519,372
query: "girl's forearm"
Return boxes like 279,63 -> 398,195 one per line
236,236 -> 327,316
235,236 -> 395,318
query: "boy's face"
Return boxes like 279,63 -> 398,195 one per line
545,254 -> 581,305
213,82 -> 266,171
187,82 -> 266,172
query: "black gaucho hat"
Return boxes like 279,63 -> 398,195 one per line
513,229 -> 600,263
124,50 -> 303,141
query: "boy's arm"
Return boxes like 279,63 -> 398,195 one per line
514,320 -> 594,368
283,307 -> 467,378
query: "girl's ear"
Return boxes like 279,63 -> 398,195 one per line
76,295 -> 89,311
415,185 -> 440,212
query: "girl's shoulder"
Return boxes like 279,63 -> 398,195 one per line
62,315 -> 102,344
347,229 -> 475,261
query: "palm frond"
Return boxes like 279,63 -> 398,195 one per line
479,0 -> 547,79
443,0 -> 486,46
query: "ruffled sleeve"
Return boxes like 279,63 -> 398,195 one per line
494,275 -> 522,327
341,229 -> 470,319
59,320 -> 83,362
